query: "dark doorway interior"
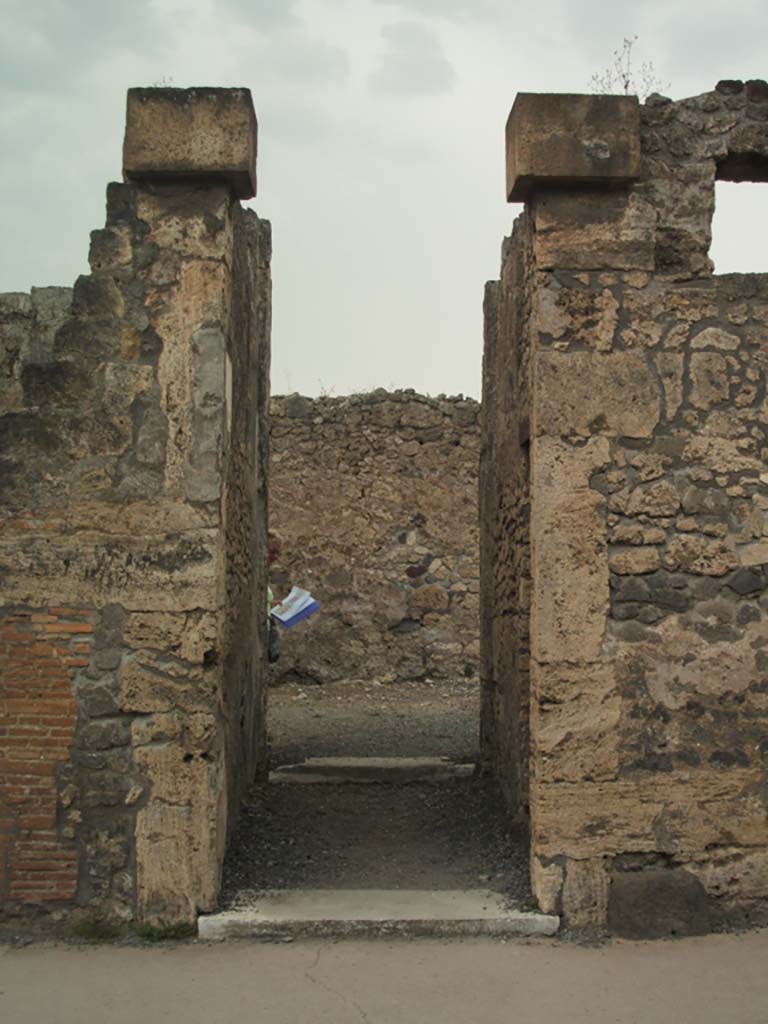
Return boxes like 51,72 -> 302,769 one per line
220,678 -> 532,910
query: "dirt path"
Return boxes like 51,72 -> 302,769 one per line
267,678 -> 480,765
221,679 -> 527,907
222,776 -> 531,908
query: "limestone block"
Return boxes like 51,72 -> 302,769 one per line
531,661 -> 620,782
532,191 -> 655,271
506,93 -> 641,202
690,352 -> 730,409
683,435 -> 763,475
534,280 -> 618,350
663,534 -> 737,576
134,742 -> 220,805
625,480 -> 681,517
535,351 -> 661,438
0,530 -> 220,610
119,656 -> 219,715
531,770 -> 765,860
136,188 -> 233,260
687,848 -> 768,903
16,499 -> 217,537
691,326 -> 742,350
609,546 -> 661,574
410,584 -> 450,615
616,615 -> 766,708
124,87 -> 257,199
531,856 -> 564,915
561,858 -> 610,929
531,437 -> 610,664
738,541 -> 768,567
154,260 -> 230,493
135,793 -> 226,924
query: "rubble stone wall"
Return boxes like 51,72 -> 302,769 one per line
487,82 -> 768,935
269,391 -> 481,686
0,91 -> 271,926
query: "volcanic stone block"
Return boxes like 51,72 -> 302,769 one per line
506,93 -> 641,202
123,87 -> 257,199
608,867 -> 717,938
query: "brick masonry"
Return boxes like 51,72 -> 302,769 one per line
0,88 -> 271,927
0,608 -> 86,904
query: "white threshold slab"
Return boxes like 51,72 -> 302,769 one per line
269,756 -> 475,784
199,889 -> 559,941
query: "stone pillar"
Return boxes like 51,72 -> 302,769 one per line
0,88 -> 271,926
122,88 -> 270,926
487,87 -> 768,935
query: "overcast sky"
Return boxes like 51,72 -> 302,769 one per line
2,0 -> 767,398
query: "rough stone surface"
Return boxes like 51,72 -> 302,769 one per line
485,85 -> 768,934
1,90 -> 271,926
506,93 -> 641,202
269,391 -> 480,686
479,224 -> 533,813
123,87 -> 258,199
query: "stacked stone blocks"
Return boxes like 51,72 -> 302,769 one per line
484,82 -> 768,934
0,88 -> 271,926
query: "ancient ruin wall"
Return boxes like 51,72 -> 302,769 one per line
269,392 -> 481,686
479,216 -> 535,812
487,82 -> 768,934
0,89 -> 271,926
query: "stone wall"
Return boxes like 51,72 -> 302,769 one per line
479,218 -> 534,810
0,88 -> 271,926
0,288 -> 73,415
487,82 -> 768,934
269,391 -> 481,686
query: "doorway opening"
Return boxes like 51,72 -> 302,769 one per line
217,389 -> 532,921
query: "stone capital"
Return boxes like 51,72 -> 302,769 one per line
506,93 -> 641,202
123,87 -> 257,199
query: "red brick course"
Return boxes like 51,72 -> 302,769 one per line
0,608 -> 91,903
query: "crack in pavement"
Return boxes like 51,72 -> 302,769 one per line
303,948 -> 371,1024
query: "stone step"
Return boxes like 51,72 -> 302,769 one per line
198,889 -> 559,941
269,756 -> 475,785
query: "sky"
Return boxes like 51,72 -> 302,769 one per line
2,0 -> 767,399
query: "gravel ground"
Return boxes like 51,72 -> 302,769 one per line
221,776 -> 532,909
221,679 -> 532,910
267,678 -> 480,766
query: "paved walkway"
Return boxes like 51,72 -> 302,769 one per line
3,931 -> 768,1024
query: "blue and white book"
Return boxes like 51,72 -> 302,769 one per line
271,586 -> 320,629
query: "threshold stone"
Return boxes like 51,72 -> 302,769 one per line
199,889 -> 559,940
269,756 -> 475,784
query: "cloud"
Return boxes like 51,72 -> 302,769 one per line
372,0 -> 503,21
213,0 -> 350,89
0,0 -> 163,92
369,21 -> 456,97
215,0 -> 302,30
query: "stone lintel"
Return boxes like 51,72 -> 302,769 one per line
506,93 -> 641,202
123,87 -> 257,200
